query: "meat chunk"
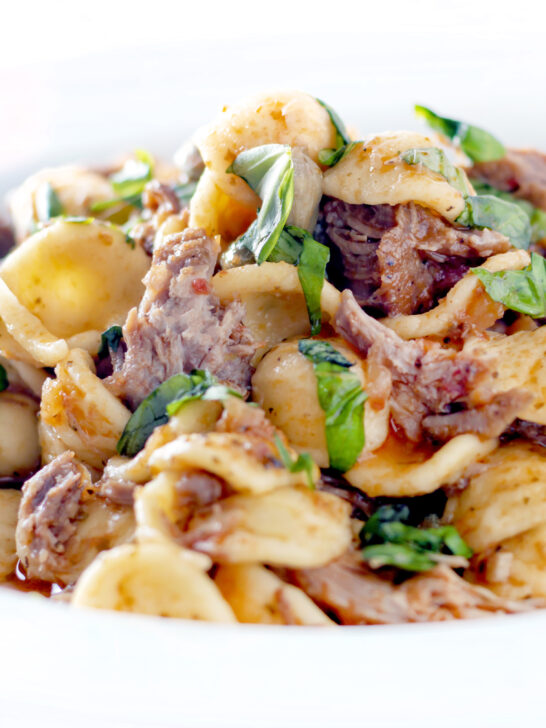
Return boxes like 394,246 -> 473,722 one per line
320,199 -> 510,315
334,289 -> 525,441
423,390 -> 532,441
16,452 -> 83,582
16,452 -> 135,584
107,227 -> 256,409
290,551 -> 535,624
471,149 -> 546,211
500,418 -> 546,448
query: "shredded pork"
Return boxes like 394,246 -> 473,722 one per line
471,149 -> 546,212
320,199 -> 510,315
290,551 -> 534,625
107,227 -> 256,409
334,289 -> 526,441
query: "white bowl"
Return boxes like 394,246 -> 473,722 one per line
2,25 -> 546,727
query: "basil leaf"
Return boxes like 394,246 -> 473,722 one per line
471,252 -> 546,317
0,364 -> 8,392
117,369 -> 239,456
298,339 -> 353,367
318,141 -> 358,168
299,339 -> 366,472
227,144 -> 294,263
272,227 -> 329,336
457,195 -> 531,249
110,149 -> 154,198
401,147 -> 473,196
362,543 -> 438,571
471,181 -> 546,244
35,182 -> 64,222
316,98 -> 351,146
415,105 -> 505,163
274,435 -> 315,489
361,504 -> 472,572
98,326 -> 123,360
173,181 -> 198,206
91,150 -> 154,213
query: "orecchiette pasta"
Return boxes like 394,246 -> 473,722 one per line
0,219 -> 149,339
7,165 -> 115,243
2,89 -> 545,626
39,348 -> 131,469
322,132 -> 469,221
72,541 -> 236,621
0,490 -> 21,579
183,486 -> 352,567
214,563 -> 334,625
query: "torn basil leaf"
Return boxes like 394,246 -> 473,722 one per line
35,182 -> 64,222
316,98 -> 357,168
227,144 -> 294,263
98,325 -> 123,360
91,149 -> 154,213
360,504 -> 472,572
471,252 -> 546,317
317,98 -> 351,147
318,142 -> 358,168
117,370 -> 240,456
274,435 -> 315,489
415,105 -> 505,163
471,181 -> 546,244
0,364 -> 8,392
271,227 -> 329,335
173,181 -> 198,206
457,195 -> 531,249
402,147 -> 473,196
299,339 -> 366,472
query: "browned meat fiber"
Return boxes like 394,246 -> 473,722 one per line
107,227 -> 256,409
320,199 -> 509,315
471,149 -> 546,211
334,289 -> 526,441
290,552 -> 534,625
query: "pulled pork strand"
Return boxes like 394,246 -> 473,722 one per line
471,149 -> 546,212
334,289 -> 526,441
320,199 -> 510,315
107,227 -> 256,409
290,551 -> 536,625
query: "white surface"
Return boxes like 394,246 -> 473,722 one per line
0,586 -> 545,728
2,4 -> 546,726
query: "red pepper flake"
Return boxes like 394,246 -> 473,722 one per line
192,278 -> 210,294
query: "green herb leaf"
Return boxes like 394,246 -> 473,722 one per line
0,364 -> 8,392
298,339 -> 353,367
271,227 -> 329,336
471,181 -> 546,244
35,182 -> 64,222
172,181 -> 198,206
117,370 -> 240,456
360,504 -> 472,572
316,98 -> 356,168
227,144 -> 294,263
316,98 -> 351,146
471,252 -> 546,317
298,339 -> 366,471
401,147 -> 473,196
457,194 -> 531,249
415,105 -> 505,163
274,435 -> 315,489
98,326 -> 123,360
91,150 -> 154,213
318,141 -> 358,168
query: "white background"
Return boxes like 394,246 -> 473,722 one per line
2,3 -> 546,726
2,0 -> 546,184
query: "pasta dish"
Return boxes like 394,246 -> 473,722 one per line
1,90 -> 545,625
